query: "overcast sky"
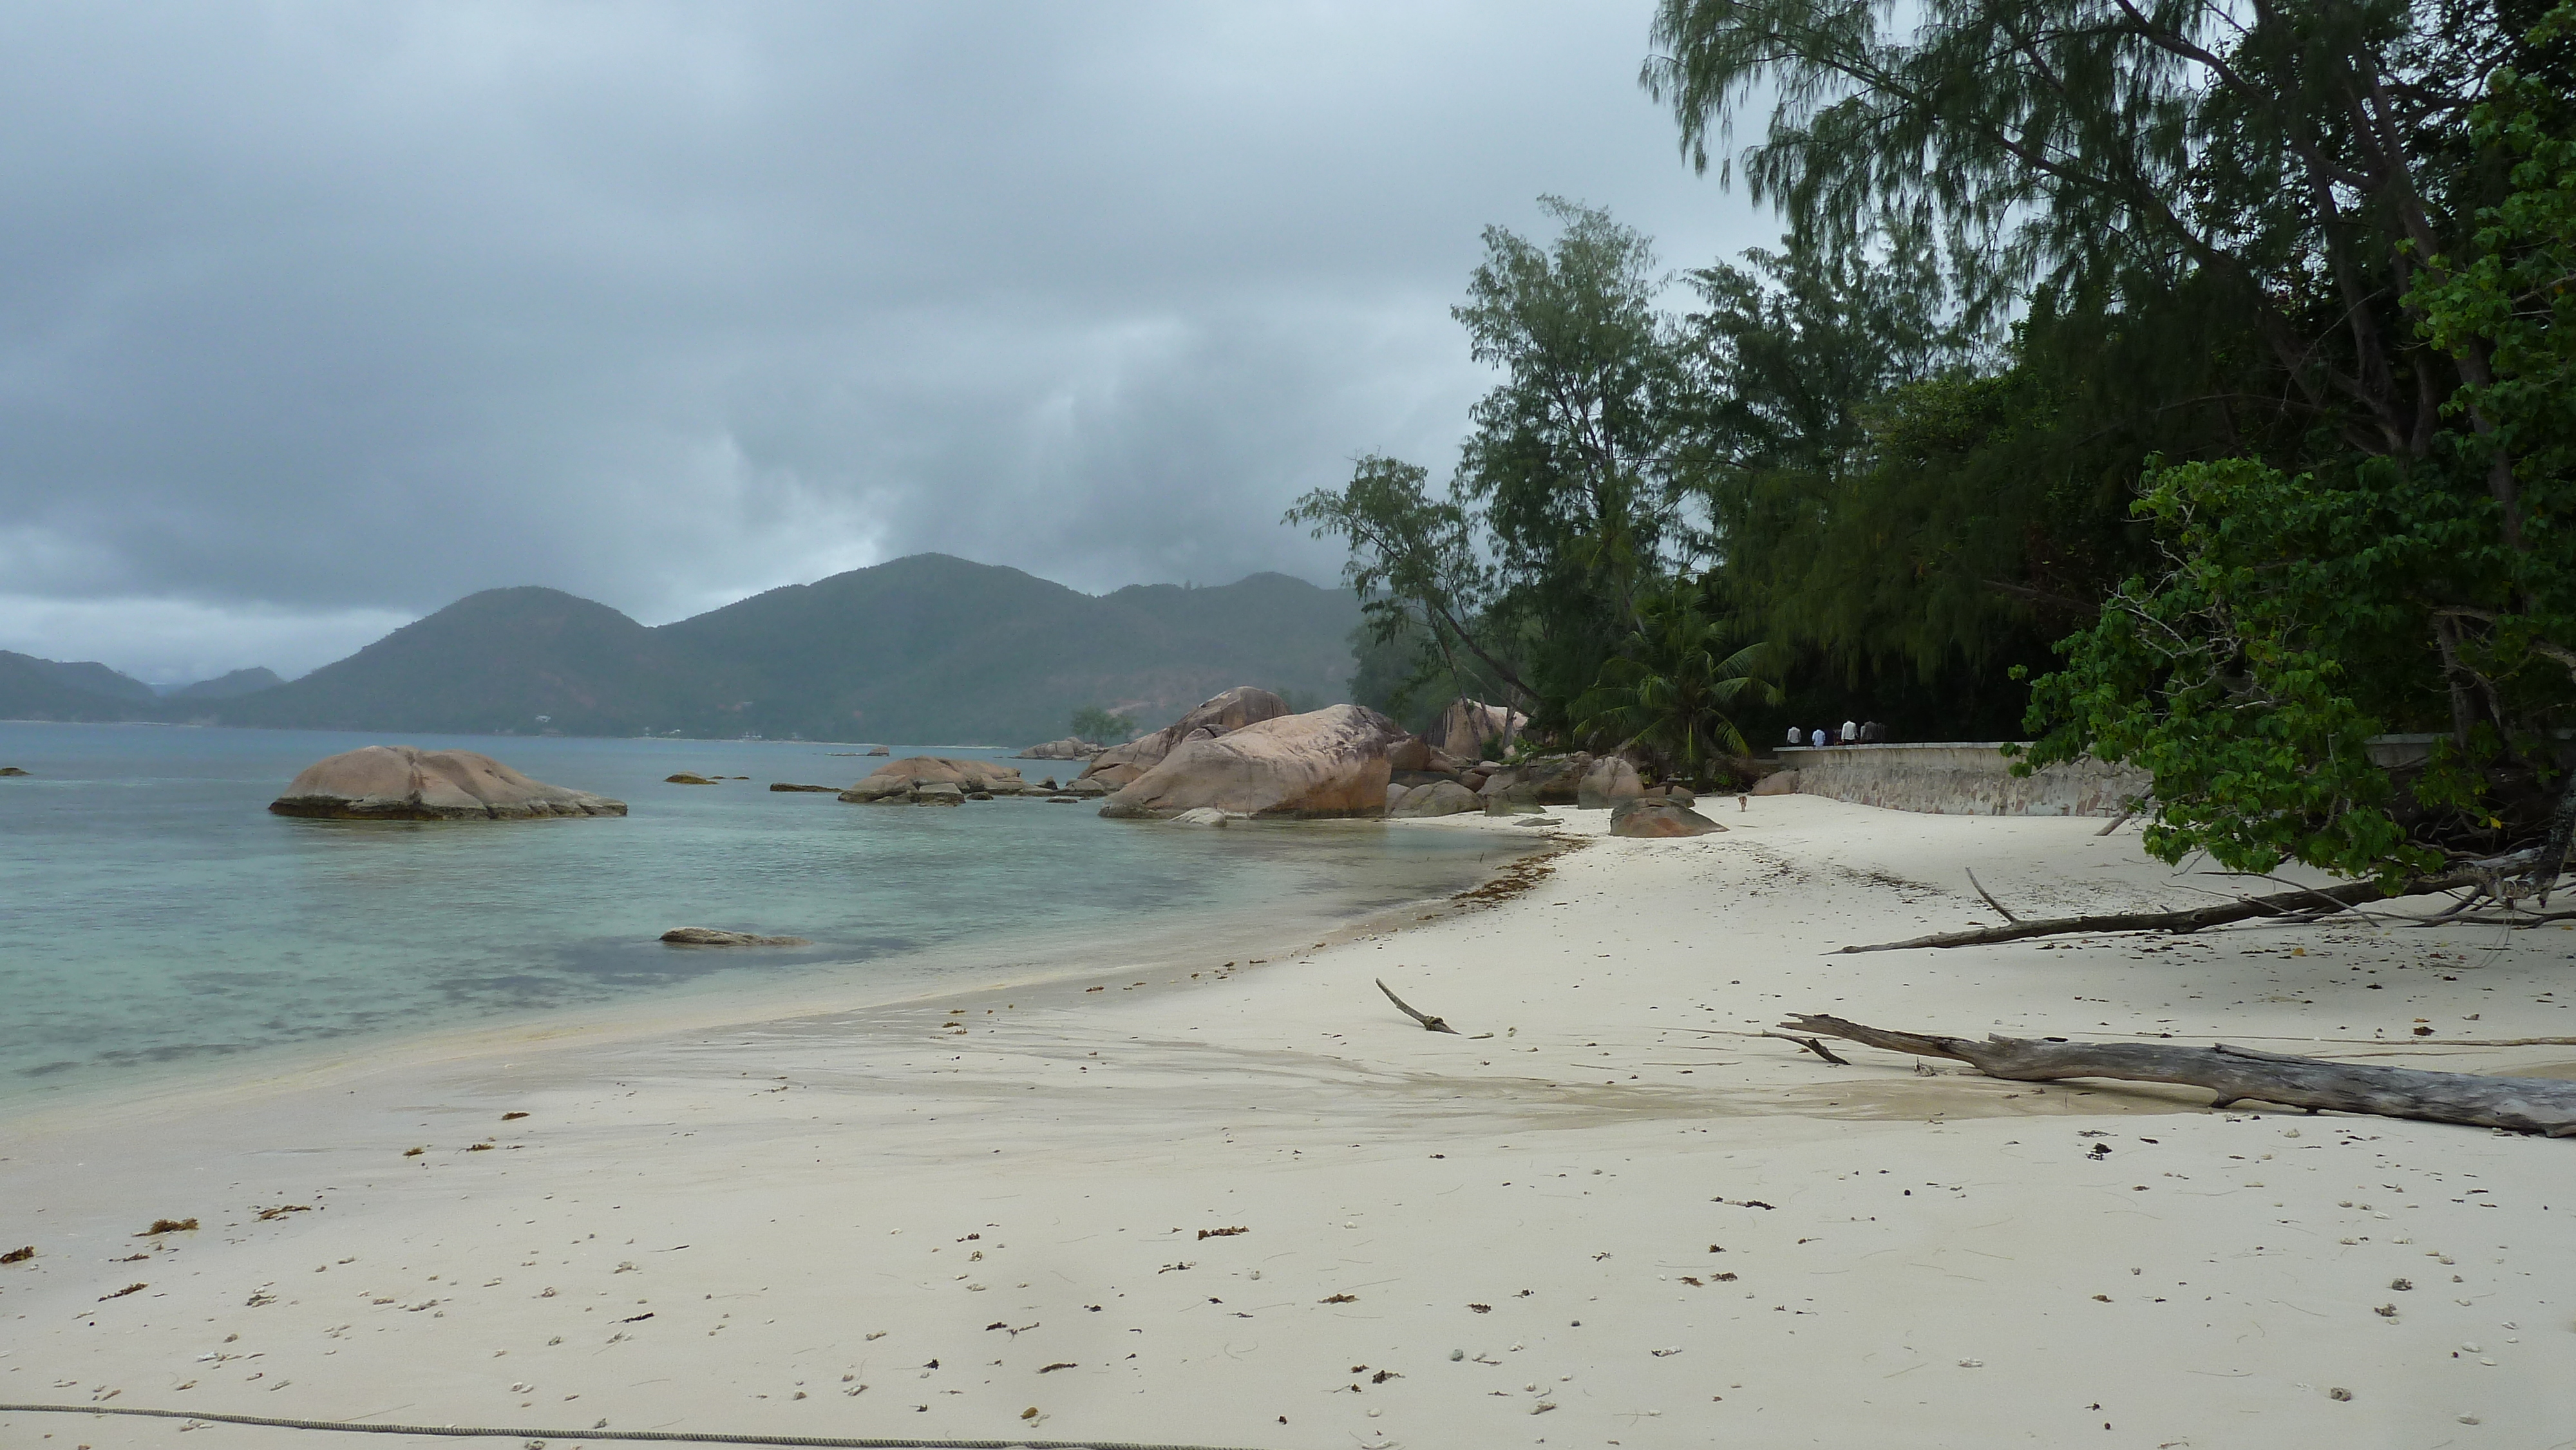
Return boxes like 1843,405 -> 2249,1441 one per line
0,2 -> 1772,684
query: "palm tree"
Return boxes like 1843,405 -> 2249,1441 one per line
1574,589 -> 1783,784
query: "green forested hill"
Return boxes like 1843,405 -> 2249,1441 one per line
653,556 -> 1360,741
3,557 -> 1361,744
0,651 -> 162,721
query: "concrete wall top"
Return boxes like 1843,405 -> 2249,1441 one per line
1774,740 -> 2145,816
1778,742 -> 2025,756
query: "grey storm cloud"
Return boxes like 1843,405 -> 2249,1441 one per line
0,1 -> 1770,683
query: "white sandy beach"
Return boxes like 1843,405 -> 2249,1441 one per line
4,796 -> 2571,1449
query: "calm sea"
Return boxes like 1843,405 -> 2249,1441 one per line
0,722 -> 1506,1105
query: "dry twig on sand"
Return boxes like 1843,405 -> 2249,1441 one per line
1376,979 -> 1461,1034
1776,1014 -> 2576,1135
1963,869 -> 2020,924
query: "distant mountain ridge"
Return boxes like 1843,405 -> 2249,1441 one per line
0,556 -> 1362,744
167,666 -> 285,699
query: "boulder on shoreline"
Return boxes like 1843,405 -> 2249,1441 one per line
1390,779 -> 1480,817
1609,796 -> 1726,838
1751,769 -> 1800,795
1099,704 -> 1407,820
1577,756 -> 1645,809
1078,687 -> 1292,787
270,745 -> 627,821
1426,697 -> 1528,759
660,927 -> 812,946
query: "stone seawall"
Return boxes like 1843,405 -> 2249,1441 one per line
1775,742 -> 2148,816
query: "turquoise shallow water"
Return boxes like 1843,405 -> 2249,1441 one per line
0,723 -> 1506,1104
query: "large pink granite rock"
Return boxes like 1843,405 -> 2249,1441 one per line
1016,737 -> 1104,760
838,756 -> 1025,802
1077,686 -> 1292,786
1609,797 -> 1725,838
1577,755 -> 1645,809
269,745 -> 627,820
1426,697 -> 1526,758
1098,704 -> 1408,820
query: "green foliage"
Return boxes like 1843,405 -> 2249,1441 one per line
2020,458 -> 2480,880
1646,0 -> 2576,876
1291,203 -> 1704,733
1573,584 -> 1785,782
1285,455 -> 1531,708
1070,705 -> 1136,744
1454,200 -> 1701,726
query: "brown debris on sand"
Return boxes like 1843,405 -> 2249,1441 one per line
136,1218 -> 196,1236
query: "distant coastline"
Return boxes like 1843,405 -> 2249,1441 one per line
0,553 -> 1363,746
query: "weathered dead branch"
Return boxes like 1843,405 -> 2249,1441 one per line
1777,1013 -> 2576,1135
1839,869 -> 2488,953
1761,1031 -> 1850,1066
1964,869 -> 2020,924
1376,979 -> 1459,1034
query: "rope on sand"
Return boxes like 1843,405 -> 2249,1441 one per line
0,1403 -> 1267,1450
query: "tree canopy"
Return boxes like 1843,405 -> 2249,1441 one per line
1294,0 -> 2573,843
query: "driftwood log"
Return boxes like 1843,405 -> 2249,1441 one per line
1779,1014 -> 2576,1136
1837,869 -> 2485,953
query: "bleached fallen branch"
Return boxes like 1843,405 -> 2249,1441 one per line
1837,865 -> 2520,953
1777,1013 -> 2576,1136
1376,978 -> 1460,1034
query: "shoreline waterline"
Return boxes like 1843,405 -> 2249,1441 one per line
5,802 -> 2568,1447
0,720 -> 1526,1111
0,811 -> 1551,1138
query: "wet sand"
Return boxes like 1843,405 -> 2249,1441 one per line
3,796 -> 2570,1447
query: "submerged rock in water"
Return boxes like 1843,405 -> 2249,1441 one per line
0,766 -> 27,777
768,782 -> 837,792
1166,806 -> 1236,826
270,745 -> 627,821
660,927 -> 812,946
666,773 -> 717,784
865,745 -> 891,755
1609,797 -> 1726,838
838,756 -> 1025,802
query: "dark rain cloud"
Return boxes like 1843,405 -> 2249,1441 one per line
0,1 -> 1768,683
